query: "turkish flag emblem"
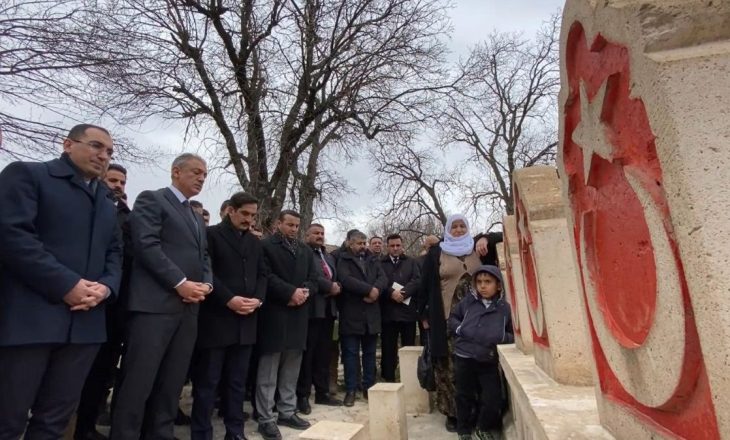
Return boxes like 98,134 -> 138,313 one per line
561,22 -> 718,438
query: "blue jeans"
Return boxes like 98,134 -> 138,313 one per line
340,334 -> 377,393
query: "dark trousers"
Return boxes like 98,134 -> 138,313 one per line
296,318 -> 335,399
0,343 -> 99,440
191,344 -> 253,440
454,356 -> 503,435
380,321 -> 416,382
340,334 -> 377,393
75,331 -> 124,436
110,311 -> 197,440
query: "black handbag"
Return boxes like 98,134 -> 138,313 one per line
417,331 -> 437,392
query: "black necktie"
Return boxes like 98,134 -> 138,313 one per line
182,200 -> 200,239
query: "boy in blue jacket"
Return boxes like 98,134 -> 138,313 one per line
448,265 -> 513,440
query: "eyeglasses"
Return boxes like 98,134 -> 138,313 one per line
69,138 -> 114,158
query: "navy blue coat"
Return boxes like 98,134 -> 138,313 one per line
0,155 -> 122,346
448,291 -> 514,363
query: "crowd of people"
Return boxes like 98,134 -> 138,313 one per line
0,124 -> 512,440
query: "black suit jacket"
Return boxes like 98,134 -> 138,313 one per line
380,254 -> 421,323
0,155 -> 122,345
336,250 -> 387,336
127,187 -> 212,314
197,220 -> 266,348
258,234 -> 319,353
308,245 -> 338,319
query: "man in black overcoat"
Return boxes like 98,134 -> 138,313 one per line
191,191 -> 266,440
379,233 -> 421,382
0,124 -> 122,438
295,223 -> 343,414
256,210 -> 319,440
336,230 -> 387,407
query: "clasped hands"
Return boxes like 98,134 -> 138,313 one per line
287,287 -> 310,307
176,280 -> 212,304
363,287 -> 379,303
226,296 -> 261,315
63,279 -> 109,311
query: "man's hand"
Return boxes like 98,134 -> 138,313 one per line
65,280 -> 107,311
288,288 -> 309,307
328,282 -> 342,297
176,281 -> 209,304
368,287 -> 380,302
391,289 -> 404,303
421,319 -> 430,330
227,296 -> 260,315
476,236 -> 489,257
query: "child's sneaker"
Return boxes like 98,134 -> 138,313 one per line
458,435 -> 472,440
474,430 -> 503,440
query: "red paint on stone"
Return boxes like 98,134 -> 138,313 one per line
503,232 -> 522,336
561,21 -> 719,438
514,192 -> 549,347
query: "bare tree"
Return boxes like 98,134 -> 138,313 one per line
366,214 -> 442,256
372,139 -> 454,230
0,0 -> 147,161
440,14 -> 560,216
67,0 -> 451,230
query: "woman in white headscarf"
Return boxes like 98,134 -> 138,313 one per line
418,214 -> 494,433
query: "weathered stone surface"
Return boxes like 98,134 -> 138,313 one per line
513,166 -> 592,386
499,345 -> 613,440
398,346 -> 431,414
367,383 -> 407,440
299,421 -> 367,440
502,215 -> 534,354
558,0 -> 730,437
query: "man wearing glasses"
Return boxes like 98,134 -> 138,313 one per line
0,124 -> 122,438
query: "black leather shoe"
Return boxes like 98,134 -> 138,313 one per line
445,416 -> 458,432
257,422 -> 282,440
223,433 -> 248,440
314,394 -> 342,406
343,392 -> 356,407
297,396 -> 312,414
277,414 -> 311,430
174,407 -> 191,426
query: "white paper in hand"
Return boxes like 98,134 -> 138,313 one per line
392,282 -> 411,305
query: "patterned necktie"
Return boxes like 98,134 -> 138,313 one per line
319,249 -> 333,280
181,200 -> 200,239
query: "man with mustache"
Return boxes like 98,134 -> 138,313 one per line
75,163 -> 132,440
110,153 -> 213,440
191,191 -> 266,440
0,124 -> 122,438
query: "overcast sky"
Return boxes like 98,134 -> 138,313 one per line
2,0 -> 564,243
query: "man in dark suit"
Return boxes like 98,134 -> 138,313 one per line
336,230 -> 387,407
75,163 -> 132,440
110,153 -> 213,440
256,210 -> 319,440
296,223 -> 343,414
379,234 -> 421,382
0,124 -> 122,438
191,192 -> 266,440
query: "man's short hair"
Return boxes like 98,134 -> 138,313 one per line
308,223 -> 325,230
229,192 -> 258,209
386,233 -> 402,243
172,153 -> 206,170
220,199 -> 231,212
349,230 -> 367,242
67,124 -> 110,140
278,209 -> 300,221
189,200 -> 203,209
345,229 -> 359,240
369,236 -> 382,243
107,163 -> 127,175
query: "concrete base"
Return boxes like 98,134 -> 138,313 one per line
398,346 -> 431,414
299,421 -> 367,440
498,345 -> 614,440
368,383 -> 408,440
